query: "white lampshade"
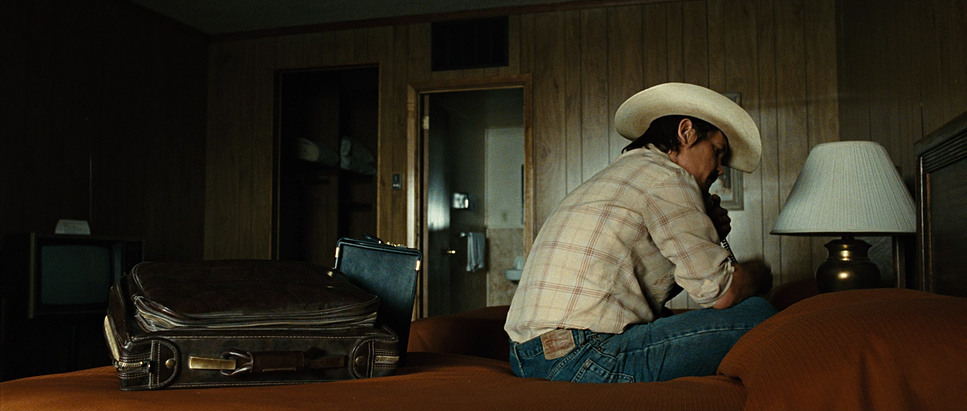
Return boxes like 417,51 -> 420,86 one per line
772,141 -> 915,235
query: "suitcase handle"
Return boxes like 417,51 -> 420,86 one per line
361,233 -> 383,243
209,350 -> 346,377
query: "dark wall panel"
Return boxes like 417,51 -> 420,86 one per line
1,0 -> 209,261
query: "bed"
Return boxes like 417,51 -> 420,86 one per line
2,285 -> 966,411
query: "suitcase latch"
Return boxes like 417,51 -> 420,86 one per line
188,356 -> 237,371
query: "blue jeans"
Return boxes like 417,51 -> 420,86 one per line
508,297 -> 776,383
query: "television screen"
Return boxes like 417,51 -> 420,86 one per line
1,233 -> 143,380
0,233 -> 143,318
40,245 -> 112,305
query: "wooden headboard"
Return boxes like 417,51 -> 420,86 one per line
915,111 -> 967,297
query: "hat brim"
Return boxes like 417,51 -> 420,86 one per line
614,82 -> 762,173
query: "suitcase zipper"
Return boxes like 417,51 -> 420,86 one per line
134,308 -> 378,331
103,315 -> 121,362
132,296 -> 378,331
105,315 -> 152,373
116,360 -> 150,372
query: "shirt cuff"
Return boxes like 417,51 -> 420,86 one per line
694,261 -> 735,308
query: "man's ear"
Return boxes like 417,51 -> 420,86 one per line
677,118 -> 696,147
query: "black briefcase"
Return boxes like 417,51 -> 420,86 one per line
334,236 -> 422,357
103,260 -> 400,390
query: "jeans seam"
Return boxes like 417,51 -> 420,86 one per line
510,343 -> 527,378
587,325 -> 752,359
641,325 -> 753,349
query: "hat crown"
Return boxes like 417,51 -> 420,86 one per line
614,82 -> 762,173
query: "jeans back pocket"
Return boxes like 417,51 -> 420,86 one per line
570,353 -> 635,383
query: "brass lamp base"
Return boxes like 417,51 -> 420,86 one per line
816,236 -> 880,293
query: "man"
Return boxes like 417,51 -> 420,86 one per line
504,82 -> 775,383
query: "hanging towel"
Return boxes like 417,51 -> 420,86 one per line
465,232 -> 486,272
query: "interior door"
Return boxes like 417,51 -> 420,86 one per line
423,95 -> 454,317
420,87 -> 525,317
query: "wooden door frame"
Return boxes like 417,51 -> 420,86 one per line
405,74 -> 533,318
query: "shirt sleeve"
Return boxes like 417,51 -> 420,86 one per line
640,169 -> 733,306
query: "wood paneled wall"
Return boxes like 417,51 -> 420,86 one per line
837,0 -> 967,290
839,0 -> 967,184
2,0 -> 208,262
205,0 -> 966,297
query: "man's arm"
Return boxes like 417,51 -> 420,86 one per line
702,193 -> 772,309
713,259 -> 773,309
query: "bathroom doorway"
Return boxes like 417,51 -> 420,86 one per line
415,81 -> 530,317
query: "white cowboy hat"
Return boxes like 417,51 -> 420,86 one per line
614,82 -> 762,173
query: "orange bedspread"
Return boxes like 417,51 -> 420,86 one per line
0,352 -> 745,411
718,288 -> 967,411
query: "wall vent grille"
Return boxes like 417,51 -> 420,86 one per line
431,17 -> 509,71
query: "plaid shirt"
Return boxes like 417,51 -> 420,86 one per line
505,146 -> 733,343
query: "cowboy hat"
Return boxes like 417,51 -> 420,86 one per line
614,82 -> 762,173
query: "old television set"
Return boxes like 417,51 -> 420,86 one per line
1,233 -> 143,380
2,233 -> 143,318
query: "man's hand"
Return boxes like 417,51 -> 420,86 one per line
713,258 -> 773,309
705,193 -> 731,240
739,259 -> 774,296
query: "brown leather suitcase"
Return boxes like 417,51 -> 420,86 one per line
103,260 -> 400,390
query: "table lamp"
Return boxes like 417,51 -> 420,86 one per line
771,141 -> 916,293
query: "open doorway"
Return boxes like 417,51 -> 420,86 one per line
417,84 -> 530,317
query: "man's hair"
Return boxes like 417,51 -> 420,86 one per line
622,115 -> 721,153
